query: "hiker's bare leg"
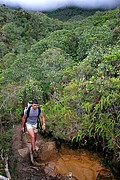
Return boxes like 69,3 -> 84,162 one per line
27,128 -> 35,151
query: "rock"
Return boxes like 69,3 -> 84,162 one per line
44,162 -> 57,177
96,169 -> 114,180
110,149 -> 120,179
37,142 -> 58,161
18,147 -> 29,157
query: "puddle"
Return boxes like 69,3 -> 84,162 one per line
24,133 -> 113,179
54,145 -> 111,180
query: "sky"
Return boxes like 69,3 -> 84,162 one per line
0,0 -> 120,11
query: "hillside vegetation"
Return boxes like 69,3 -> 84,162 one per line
0,5 -> 120,177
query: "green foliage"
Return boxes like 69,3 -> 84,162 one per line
46,30 -> 78,58
44,101 -> 79,139
0,42 -> 8,58
45,7 -> 97,22
0,52 -> 16,70
36,48 -> 74,84
0,129 -> 12,156
0,6 -> 63,56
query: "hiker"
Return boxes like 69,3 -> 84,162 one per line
21,99 -> 46,157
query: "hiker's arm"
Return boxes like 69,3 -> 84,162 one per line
21,115 -> 26,132
40,113 -> 46,130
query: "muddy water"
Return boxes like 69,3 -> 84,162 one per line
54,145 -> 110,180
25,133 -> 113,179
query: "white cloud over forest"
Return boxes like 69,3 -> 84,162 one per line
0,0 -> 120,11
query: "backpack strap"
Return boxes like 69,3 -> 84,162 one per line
37,107 -> 42,130
27,105 -> 32,118
38,107 -> 41,118
24,106 -> 31,131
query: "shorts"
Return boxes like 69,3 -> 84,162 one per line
26,123 -> 38,133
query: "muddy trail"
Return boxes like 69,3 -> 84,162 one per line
10,124 -> 114,180
11,124 -> 61,180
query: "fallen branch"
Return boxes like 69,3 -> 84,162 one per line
1,153 -> 11,180
4,157 -> 11,180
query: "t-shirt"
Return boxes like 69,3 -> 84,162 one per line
24,107 -> 42,125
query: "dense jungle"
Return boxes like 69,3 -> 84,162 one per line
0,5 -> 120,179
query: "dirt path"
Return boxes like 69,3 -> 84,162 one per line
11,124 -> 61,180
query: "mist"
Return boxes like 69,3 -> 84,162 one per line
0,0 -> 120,11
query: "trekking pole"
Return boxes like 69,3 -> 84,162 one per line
37,118 -> 42,132
20,126 -> 25,141
20,131 -> 23,141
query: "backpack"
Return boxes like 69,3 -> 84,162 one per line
24,101 -> 32,114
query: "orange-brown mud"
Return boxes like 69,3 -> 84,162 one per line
55,145 -> 111,180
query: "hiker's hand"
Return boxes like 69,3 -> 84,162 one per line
21,127 -> 24,132
42,124 -> 46,131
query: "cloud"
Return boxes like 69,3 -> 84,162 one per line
0,0 -> 120,11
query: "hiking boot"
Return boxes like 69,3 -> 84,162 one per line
33,150 -> 38,158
